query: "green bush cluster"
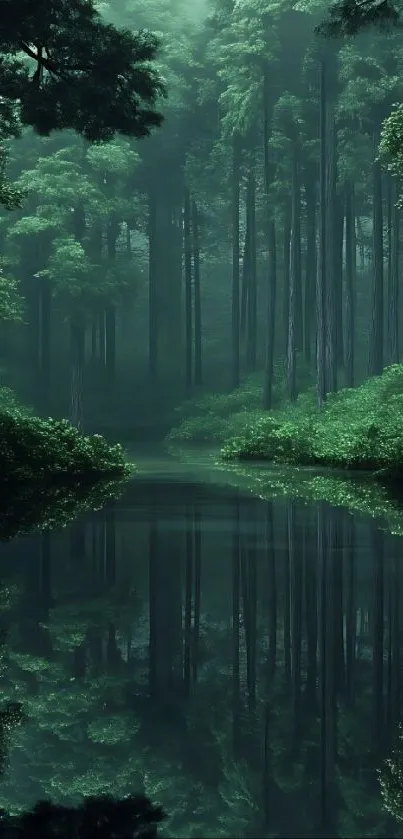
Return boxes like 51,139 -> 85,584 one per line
168,375 -> 275,443
221,365 -> 403,477
0,392 -> 130,483
168,360 -> 315,444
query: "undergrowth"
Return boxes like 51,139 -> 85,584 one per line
221,365 -> 403,476
0,387 -> 130,483
167,361 -> 315,443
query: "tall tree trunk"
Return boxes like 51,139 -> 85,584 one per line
369,124 -> 384,376
148,187 -> 158,379
287,144 -> 299,402
334,194 -> 344,370
304,174 -> 317,364
184,187 -> 193,394
344,181 -> 356,387
105,213 -> 119,384
317,58 -> 327,406
283,201 -> 292,360
240,223 -> 250,340
263,221 -> 277,409
325,109 -> 337,394
192,199 -> 202,385
246,166 -> 257,372
388,176 -> 400,364
70,317 -> 85,430
231,133 -> 241,390
38,277 -> 51,412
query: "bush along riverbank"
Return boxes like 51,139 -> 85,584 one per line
167,363 -> 315,444
221,365 -> 403,478
0,394 -> 131,484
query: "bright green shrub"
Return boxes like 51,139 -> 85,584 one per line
222,365 -> 403,476
0,395 -> 130,483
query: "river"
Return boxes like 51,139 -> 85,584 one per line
0,445 -> 402,838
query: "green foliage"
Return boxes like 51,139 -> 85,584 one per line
168,364 -> 314,444
0,0 -> 166,142
221,365 -> 403,478
379,727 -> 403,822
379,103 -> 403,184
0,266 -> 23,321
0,408 -> 129,482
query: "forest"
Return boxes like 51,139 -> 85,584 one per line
3,0 -> 403,837
1,0 -> 403,483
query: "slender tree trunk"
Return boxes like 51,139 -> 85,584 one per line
334,194 -> 344,371
369,124 -> 384,376
232,134 -> 241,390
38,278 -> 51,411
192,199 -> 202,385
240,224 -> 250,340
148,188 -> 158,379
70,317 -> 85,430
388,176 -> 399,363
263,221 -> 277,409
287,145 -> 299,402
317,57 -> 327,406
304,174 -> 317,364
325,109 -> 337,394
344,181 -> 356,386
184,187 -> 193,394
283,201 -> 292,360
246,166 -> 257,372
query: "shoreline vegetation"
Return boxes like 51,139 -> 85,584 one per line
0,388 -> 131,485
168,364 -> 403,480
0,388 -> 132,539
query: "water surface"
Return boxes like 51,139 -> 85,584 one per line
0,446 -> 401,837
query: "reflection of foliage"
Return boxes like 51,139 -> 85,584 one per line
0,477 -> 127,541
218,759 -> 259,837
87,714 -> 140,746
168,444 -> 403,536
380,727 -> 403,822
0,793 -> 165,839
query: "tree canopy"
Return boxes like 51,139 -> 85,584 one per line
0,0 -> 165,142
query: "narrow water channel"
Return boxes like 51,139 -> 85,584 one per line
0,448 -> 401,837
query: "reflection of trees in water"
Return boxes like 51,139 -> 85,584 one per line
0,794 -> 164,839
1,489 -> 403,837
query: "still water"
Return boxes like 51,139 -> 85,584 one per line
0,449 -> 402,838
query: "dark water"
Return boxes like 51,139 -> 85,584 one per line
0,449 -> 402,838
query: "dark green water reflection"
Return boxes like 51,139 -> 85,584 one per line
0,452 -> 402,838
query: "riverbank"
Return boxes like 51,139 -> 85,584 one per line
221,365 -> 403,479
168,365 -> 403,480
0,395 -> 131,485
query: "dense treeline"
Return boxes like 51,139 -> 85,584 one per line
1,0 -> 403,435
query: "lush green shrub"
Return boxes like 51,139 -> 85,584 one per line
168,360 -> 316,444
0,396 -> 130,483
222,365 -> 403,476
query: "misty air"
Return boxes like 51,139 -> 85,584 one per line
0,0 -> 403,837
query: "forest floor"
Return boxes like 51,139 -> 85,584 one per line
168,364 -> 403,480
